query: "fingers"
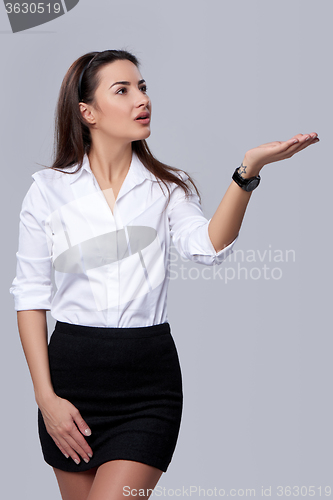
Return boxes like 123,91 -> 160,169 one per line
57,425 -> 93,464
284,133 -> 319,154
73,408 -> 92,437
292,133 -> 319,152
42,397 -> 94,465
51,419 -> 94,465
289,132 -> 318,145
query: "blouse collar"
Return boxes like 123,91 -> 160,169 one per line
67,150 -> 157,185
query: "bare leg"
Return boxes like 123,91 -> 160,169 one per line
53,466 -> 98,500
86,459 -> 164,500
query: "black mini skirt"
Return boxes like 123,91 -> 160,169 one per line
37,321 -> 183,473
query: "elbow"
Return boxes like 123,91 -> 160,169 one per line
215,233 -> 239,253
209,231 -> 239,253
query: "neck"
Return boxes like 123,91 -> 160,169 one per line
88,138 -> 133,184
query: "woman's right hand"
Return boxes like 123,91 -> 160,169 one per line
37,393 -> 93,465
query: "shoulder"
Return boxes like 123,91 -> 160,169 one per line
161,169 -> 190,195
23,166 -> 73,212
171,169 -> 189,183
18,176 -> 51,223
30,166 -> 76,205
31,166 -> 71,186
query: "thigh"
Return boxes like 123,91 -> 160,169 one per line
86,460 -> 164,500
53,466 -> 98,500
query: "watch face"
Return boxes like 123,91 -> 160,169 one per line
246,179 -> 260,191
232,169 -> 260,191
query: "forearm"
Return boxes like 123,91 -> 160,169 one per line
208,156 -> 261,252
17,310 -> 56,407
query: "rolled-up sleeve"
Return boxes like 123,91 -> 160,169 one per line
9,179 -> 53,310
168,176 -> 239,266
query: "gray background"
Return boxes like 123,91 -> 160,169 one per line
1,0 -> 331,498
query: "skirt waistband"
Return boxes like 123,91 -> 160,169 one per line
54,321 -> 171,339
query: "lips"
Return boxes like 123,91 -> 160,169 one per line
135,112 -> 150,120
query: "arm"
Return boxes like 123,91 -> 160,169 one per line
208,166 -> 255,252
10,180 -> 55,405
16,309 -> 55,406
10,179 -> 93,464
208,132 -> 319,252
17,308 -> 93,464
168,175 -> 239,267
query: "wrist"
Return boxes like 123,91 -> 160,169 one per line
240,156 -> 263,178
35,389 -> 57,408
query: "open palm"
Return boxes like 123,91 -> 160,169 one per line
245,133 -> 319,172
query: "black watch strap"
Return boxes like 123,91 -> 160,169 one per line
232,166 -> 261,192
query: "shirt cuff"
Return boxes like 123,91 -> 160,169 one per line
188,218 -> 239,266
9,282 -> 52,311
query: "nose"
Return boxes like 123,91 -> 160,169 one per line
135,88 -> 150,109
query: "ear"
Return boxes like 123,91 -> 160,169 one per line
79,102 -> 96,125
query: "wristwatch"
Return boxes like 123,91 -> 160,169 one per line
232,165 -> 261,192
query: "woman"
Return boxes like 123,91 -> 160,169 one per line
9,49 -> 319,500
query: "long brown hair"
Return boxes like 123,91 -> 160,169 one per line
47,49 -> 201,205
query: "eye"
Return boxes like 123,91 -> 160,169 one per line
116,87 -> 127,95
140,85 -> 148,93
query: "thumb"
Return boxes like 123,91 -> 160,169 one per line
72,407 -> 92,436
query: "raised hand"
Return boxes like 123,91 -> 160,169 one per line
242,132 -> 320,176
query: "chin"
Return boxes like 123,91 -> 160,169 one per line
128,127 -> 151,143
139,129 -> 151,140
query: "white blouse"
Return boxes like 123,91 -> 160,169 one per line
9,151 -> 239,327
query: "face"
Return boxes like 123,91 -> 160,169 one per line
79,59 -> 151,144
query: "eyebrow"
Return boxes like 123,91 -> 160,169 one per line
109,79 -> 146,89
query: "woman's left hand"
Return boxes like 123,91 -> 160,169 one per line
243,132 -> 320,175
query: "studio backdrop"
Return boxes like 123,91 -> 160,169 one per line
1,1 -> 331,499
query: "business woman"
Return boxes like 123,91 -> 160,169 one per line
10,49 -> 319,500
